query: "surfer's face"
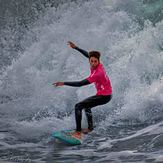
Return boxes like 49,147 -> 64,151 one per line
89,57 -> 99,69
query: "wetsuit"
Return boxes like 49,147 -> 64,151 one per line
64,47 -> 112,131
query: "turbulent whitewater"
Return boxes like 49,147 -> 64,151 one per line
0,0 -> 163,162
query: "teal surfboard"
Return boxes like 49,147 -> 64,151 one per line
52,130 -> 82,145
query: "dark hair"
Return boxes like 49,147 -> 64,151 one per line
89,51 -> 101,60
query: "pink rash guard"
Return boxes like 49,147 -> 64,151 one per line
86,63 -> 112,96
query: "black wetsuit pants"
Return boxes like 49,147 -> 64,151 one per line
75,94 -> 112,131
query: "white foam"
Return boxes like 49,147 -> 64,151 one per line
0,1 -> 163,159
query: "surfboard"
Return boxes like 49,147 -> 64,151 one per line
52,130 -> 83,145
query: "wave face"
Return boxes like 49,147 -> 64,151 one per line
0,0 -> 163,162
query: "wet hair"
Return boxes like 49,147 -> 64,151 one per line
88,51 -> 101,60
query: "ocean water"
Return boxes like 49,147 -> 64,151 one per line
0,0 -> 163,162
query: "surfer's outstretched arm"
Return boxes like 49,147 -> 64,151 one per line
68,41 -> 89,58
74,47 -> 89,58
64,79 -> 90,87
53,79 -> 90,87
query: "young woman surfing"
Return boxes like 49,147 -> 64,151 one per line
53,41 -> 112,138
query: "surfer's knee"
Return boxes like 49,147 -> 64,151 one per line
75,103 -> 83,110
75,103 -> 83,116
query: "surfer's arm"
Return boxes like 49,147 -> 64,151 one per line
68,41 -> 89,58
74,47 -> 89,58
64,79 -> 90,87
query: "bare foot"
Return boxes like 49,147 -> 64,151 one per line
82,128 -> 92,134
70,131 -> 82,139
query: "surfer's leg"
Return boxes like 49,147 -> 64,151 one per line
75,95 -> 112,132
75,103 -> 83,131
85,108 -> 93,131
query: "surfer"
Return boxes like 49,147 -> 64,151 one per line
53,41 -> 112,138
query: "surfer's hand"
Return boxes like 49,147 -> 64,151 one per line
53,82 -> 64,87
68,41 -> 77,49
